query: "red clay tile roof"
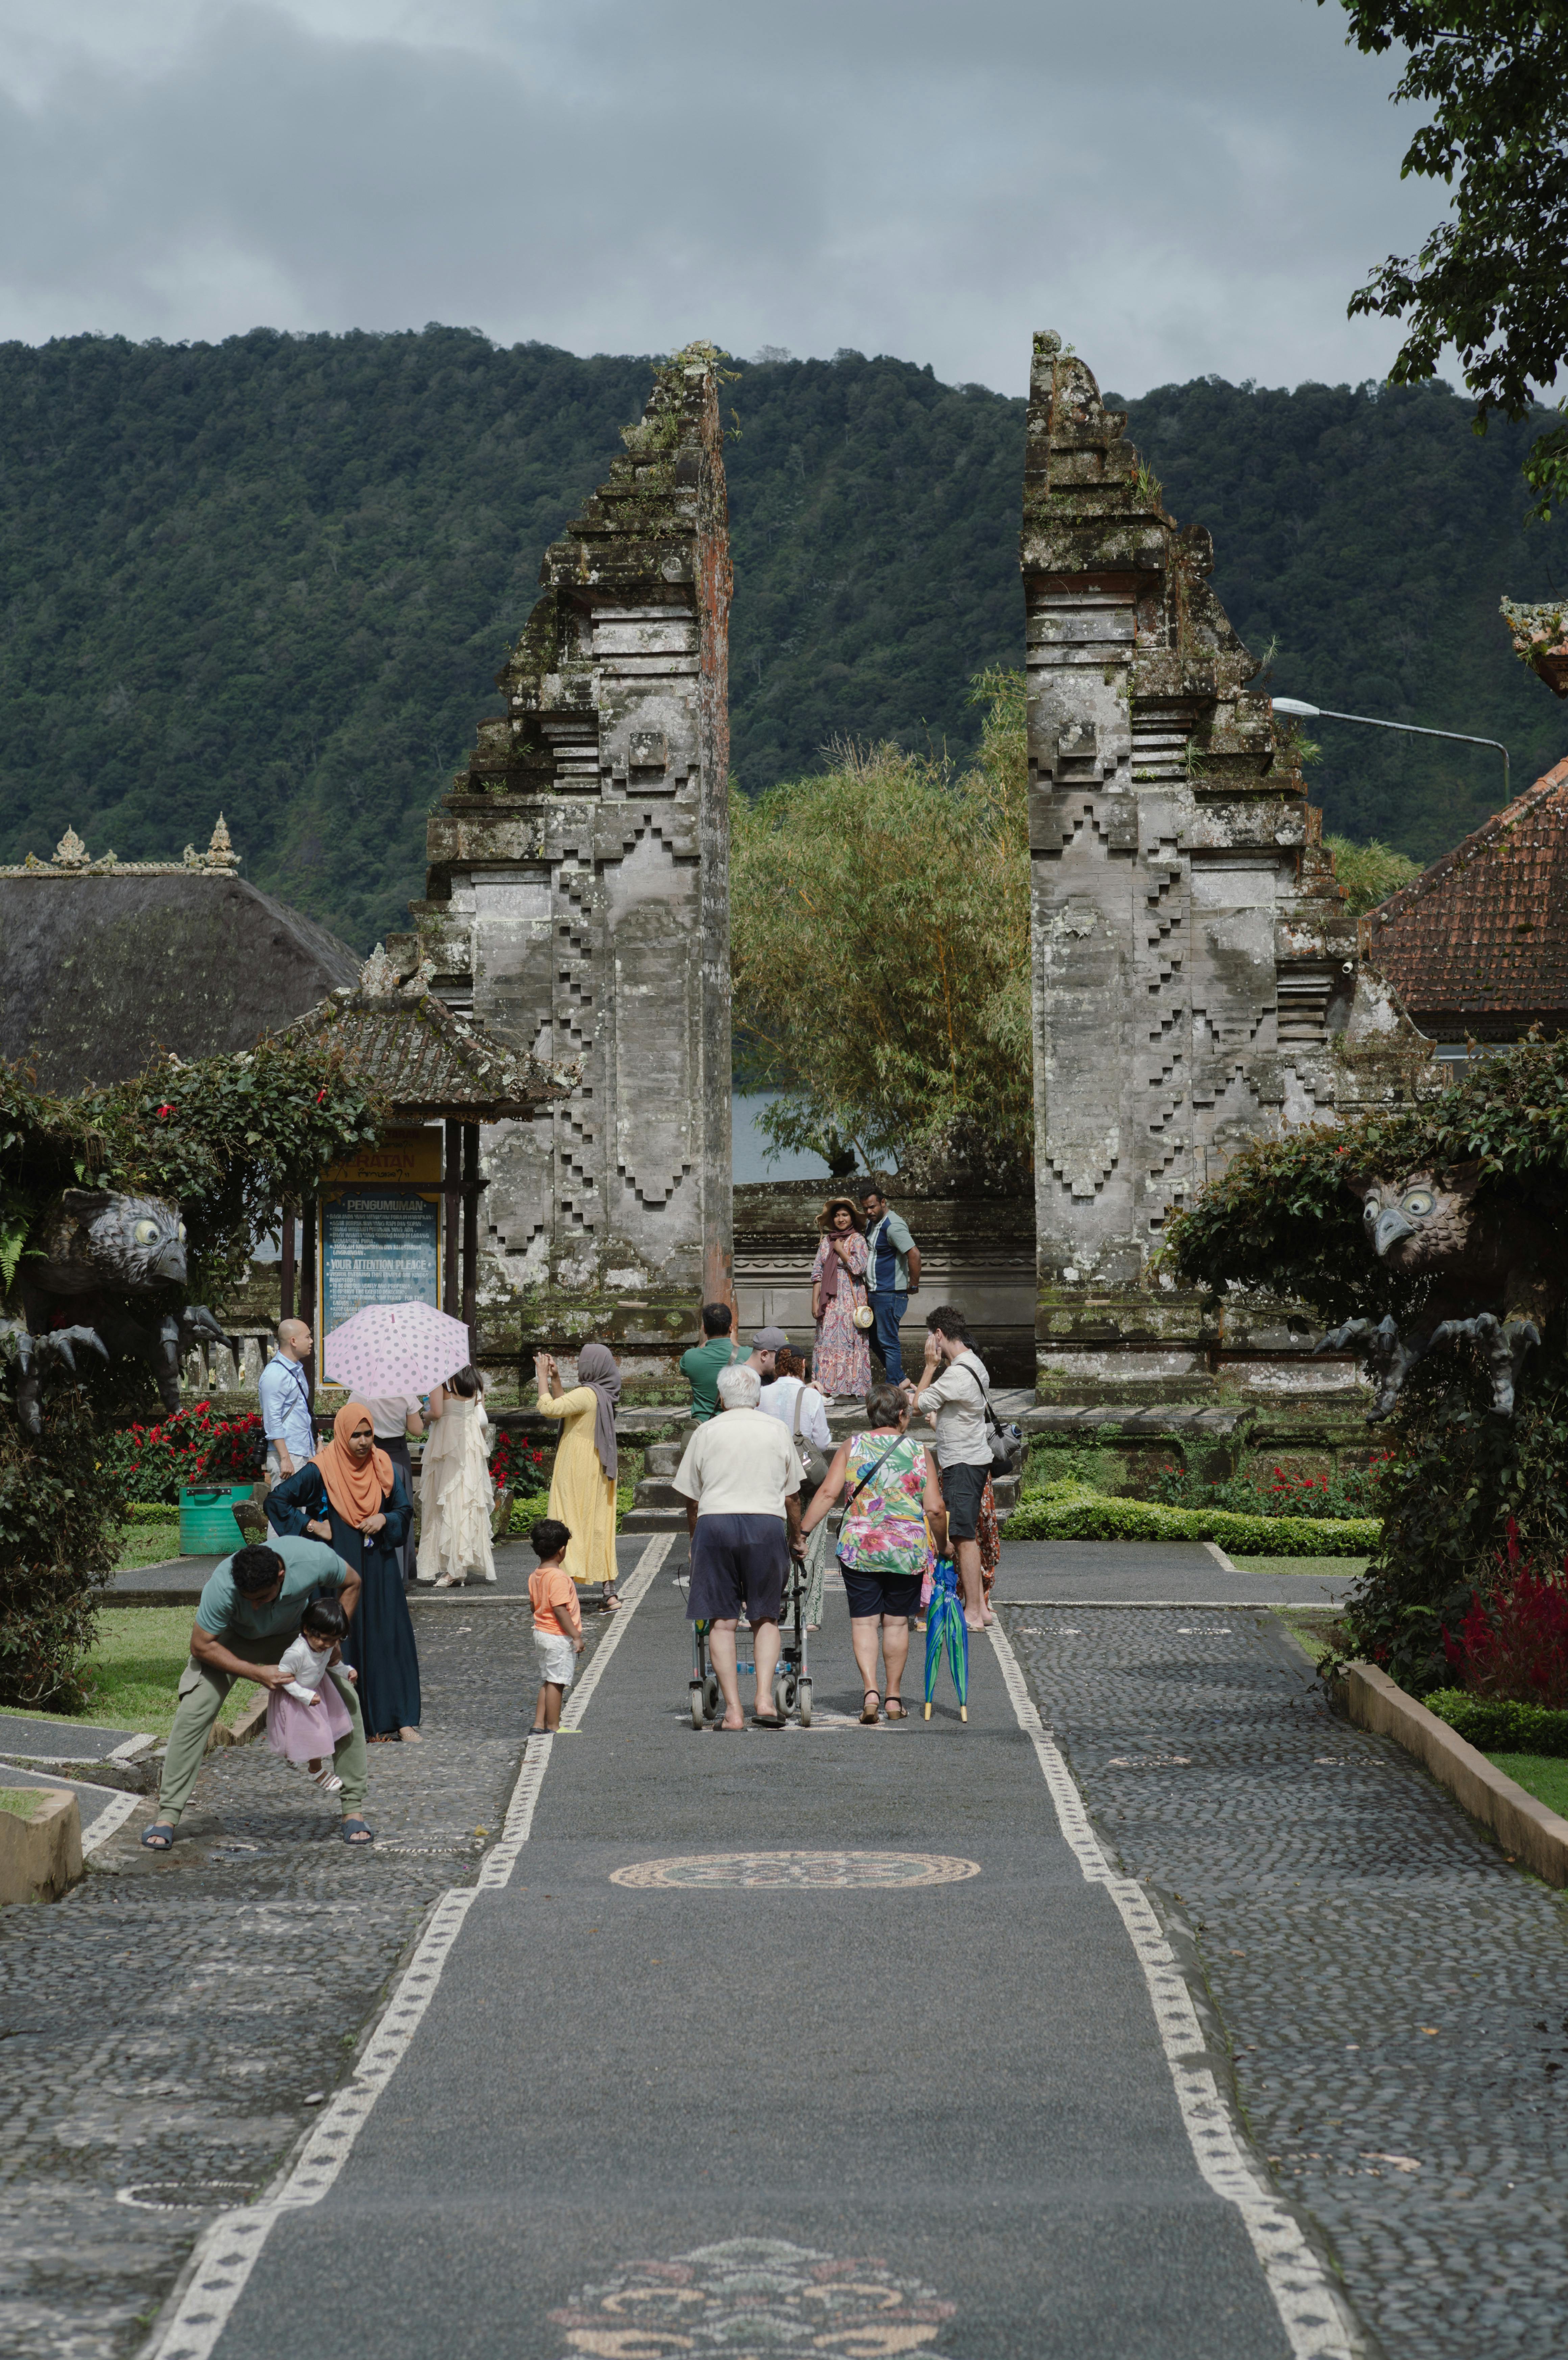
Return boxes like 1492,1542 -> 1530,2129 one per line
1360,755 -> 1568,1037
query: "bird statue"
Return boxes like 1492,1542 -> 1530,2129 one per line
1316,1163 -> 1562,1420
2,1188 -> 233,1434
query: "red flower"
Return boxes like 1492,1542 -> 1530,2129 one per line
156,1103 -> 175,1119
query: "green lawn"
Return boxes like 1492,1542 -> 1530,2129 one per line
1232,1555 -> 1370,1581
111,1520 -> 184,1570
1487,1753 -> 1568,1819
0,1789 -> 48,1818
0,1608 -> 253,1741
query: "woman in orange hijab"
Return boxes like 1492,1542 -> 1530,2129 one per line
267,1400 -> 421,1743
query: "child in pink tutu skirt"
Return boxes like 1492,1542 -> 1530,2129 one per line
266,1596 -> 357,1793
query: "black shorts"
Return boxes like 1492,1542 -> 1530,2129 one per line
840,1562 -> 924,1621
939,1461 -> 988,1543
687,1515 -> 789,1624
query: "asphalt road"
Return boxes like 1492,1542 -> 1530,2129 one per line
153,1535 -> 1343,2360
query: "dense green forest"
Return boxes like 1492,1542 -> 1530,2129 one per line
2,327 -> 1565,947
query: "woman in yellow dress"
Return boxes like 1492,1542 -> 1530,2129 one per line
534,1342 -> 622,1608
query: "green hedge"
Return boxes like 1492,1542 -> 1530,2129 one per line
1425,1689 -> 1568,1757
1006,1480 -> 1379,1557
121,1502 -> 182,1527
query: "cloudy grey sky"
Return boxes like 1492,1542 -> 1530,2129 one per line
0,0 -> 1443,397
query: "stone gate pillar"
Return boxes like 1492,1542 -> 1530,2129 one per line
1022,330 -> 1390,1403
388,348 -> 733,1367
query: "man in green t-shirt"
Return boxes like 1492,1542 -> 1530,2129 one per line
679,1302 -> 751,1423
142,1536 -> 371,1852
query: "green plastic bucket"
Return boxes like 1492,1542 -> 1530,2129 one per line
178,1485 -> 253,1557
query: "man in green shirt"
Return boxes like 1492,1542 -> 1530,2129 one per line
679,1302 -> 751,1423
141,1537 -> 371,1851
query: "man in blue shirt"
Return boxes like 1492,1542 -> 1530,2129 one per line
860,1186 -> 920,1384
141,1536 -> 372,1851
258,1319 -> 316,1482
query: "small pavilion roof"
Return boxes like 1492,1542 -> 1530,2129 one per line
285,947 -> 578,1120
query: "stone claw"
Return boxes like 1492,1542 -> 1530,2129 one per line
1317,1312 -> 1424,1422
1429,1311 -> 1538,1417
38,1324 -> 111,1374
180,1304 -> 232,1351
1314,1317 -> 1376,1357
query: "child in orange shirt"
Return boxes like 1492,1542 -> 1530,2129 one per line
529,1519 -> 584,1732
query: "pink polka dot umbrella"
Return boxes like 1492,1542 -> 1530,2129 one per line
322,1301 -> 474,1398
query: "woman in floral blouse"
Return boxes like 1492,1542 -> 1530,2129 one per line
799,1383 -> 947,1724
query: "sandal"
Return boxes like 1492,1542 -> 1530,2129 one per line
884,1696 -> 908,1720
860,1689 -> 881,1725
307,1766 -> 343,1793
140,1821 -> 175,1851
340,1817 -> 375,1846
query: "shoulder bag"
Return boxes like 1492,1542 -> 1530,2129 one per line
791,1382 -> 831,1492
956,1359 -> 1018,1477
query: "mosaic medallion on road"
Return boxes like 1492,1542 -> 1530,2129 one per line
609,1850 -> 980,1890
551,2235 -> 956,2355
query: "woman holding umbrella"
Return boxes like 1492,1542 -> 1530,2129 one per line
266,1402 -> 421,1743
535,1342 -> 622,1609
798,1382 -> 946,1723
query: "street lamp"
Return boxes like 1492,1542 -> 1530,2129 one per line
1270,696 -> 1510,801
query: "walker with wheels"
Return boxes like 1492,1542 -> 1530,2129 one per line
688,1551 -> 812,1728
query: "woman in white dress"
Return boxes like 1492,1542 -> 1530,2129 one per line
415,1366 -> 496,1588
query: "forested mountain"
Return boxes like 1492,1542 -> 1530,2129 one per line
1,327 -> 1565,948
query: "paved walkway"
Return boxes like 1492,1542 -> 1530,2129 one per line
7,1541 -> 1568,2359
1009,1604 -> 1568,2360
144,1542 -> 1351,2360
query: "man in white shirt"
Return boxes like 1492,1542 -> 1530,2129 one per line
752,1327 -> 832,1455
258,1320 -> 316,1486
673,1361 -> 804,1731
906,1305 -> 992,1632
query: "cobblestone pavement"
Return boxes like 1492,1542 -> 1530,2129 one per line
0,1600 -> 570,2360
1003,1605 -> 1568,2360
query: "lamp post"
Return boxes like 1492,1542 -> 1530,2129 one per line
1270,695 -> 1510,801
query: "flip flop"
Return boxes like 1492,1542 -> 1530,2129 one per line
140,1821 -> 175,1851
340,1817 -> 375,1846
750,1713 -> 786,1729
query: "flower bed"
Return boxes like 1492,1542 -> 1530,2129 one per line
1148,1456 -> 1389,1523
100,1403 -> 265,1504
1007,1478 -> 1378,1556
488,1430 -> 551,1495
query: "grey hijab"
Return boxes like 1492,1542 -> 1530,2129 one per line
577,1341 -> 621,1480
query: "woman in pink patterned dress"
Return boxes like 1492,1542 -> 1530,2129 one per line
811,1197 -> 872,1399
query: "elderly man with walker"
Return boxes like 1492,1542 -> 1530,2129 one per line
672,1361 -> 805,1731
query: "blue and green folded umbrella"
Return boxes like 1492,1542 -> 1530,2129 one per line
923,1555 -> 968,1721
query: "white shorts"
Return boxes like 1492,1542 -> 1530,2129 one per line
534,1632 -> 576,1689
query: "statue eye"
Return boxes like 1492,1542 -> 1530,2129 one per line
1401,1189 -> 1434,1219
132,1219 -> 160,1246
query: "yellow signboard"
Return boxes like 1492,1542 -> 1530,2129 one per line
325,1127 -> 444,1187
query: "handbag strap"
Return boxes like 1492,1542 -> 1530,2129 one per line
846,1434 -> 908,1508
